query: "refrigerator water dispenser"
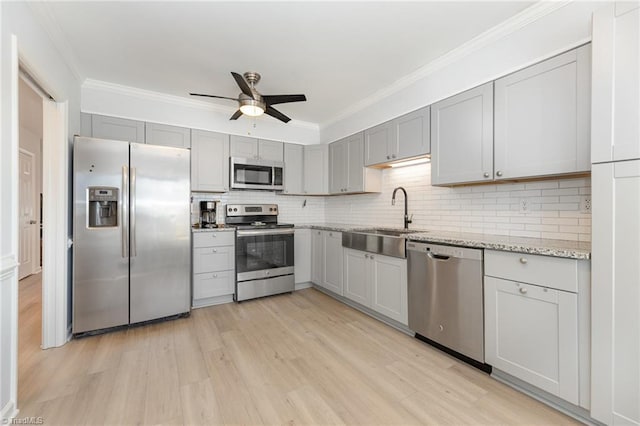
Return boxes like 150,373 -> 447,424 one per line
88,187 -> 118,228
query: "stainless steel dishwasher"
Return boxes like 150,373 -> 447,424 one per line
407,241 -> 487,368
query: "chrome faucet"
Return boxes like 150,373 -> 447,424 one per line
392,186 -> 412,229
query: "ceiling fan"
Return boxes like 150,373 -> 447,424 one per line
190,72 -> 307,123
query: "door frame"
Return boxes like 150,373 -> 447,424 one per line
17,148 -> 37,280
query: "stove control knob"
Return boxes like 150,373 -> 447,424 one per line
233,208 -> 238,212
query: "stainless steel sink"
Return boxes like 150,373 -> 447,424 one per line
342,229 -> 412,258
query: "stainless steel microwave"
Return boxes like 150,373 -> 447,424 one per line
230,157 -> 284,191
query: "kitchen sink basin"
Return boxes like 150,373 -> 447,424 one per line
342,229 -> 414,258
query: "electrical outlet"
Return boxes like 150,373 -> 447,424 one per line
580,196 -> 592,213
519,198 -> 529,213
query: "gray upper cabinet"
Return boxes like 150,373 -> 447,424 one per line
394,106 -> 430,160
191,130 -> 229,192
80,112 -> 92,136
331,132 -> 381,194
91,114 -> 145,143
229,135 -> 258,158
431,82 -> 494,186
229,135 -> 283,161
494,45 -> 591,180
365,121 -> 393,166
364,106 -> 430,166
283,143 -> 304,194
303,144 -> 329,194
145,122 -> 191,149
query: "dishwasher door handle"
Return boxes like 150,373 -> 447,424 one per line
428,252 -> 451,261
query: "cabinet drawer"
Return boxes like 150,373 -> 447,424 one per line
193,231 -> 235,248
193,246 -> 235,273
485,250 -> 578,293
193,270 -> 234,300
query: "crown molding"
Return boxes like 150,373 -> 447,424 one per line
320,0 -> 573,129
26,2 -> 85,83
82,79 -> 320,131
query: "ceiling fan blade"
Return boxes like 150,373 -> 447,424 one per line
190,93 -> 239,101
229,110 -> 243,120
263,94 -> 307,105
231,72 -> 254,99
265,106 -> 291,123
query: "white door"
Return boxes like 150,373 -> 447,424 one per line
257,140 -> 284,162
323,231 -> 343,295
303,145 -> 328,195
329,140 -> 347,194
346,133 -> 364,193
191,130 -> 229,192
343,248 -> 369,306
283,143 -> 304,194
19,149 -> 37,279
371,254 -> 408,325
310,230 -> 324,286
229,135 -> 258,158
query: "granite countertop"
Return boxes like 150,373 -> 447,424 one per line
191,226 -> 236,233
295,223 -> 590,260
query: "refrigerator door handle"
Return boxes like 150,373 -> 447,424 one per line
131,167 -> 137,257
122,165 -> 129,258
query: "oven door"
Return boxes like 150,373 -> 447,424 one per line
230,157 -> 283,190
236,228 -> 294,281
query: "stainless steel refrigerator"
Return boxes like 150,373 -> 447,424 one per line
73,136 -> 190,334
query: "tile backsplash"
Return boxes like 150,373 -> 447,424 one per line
193,162 -> 591,242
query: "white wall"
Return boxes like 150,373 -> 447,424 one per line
1,1 -> 81,420
324,163 -> 591,242
81,79 -> 320,144
321,1 -> 602,143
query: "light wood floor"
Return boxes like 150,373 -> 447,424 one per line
18,278 -> 578,425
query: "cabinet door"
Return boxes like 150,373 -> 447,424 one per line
343,249 -> 370,306
494,46 -> 591,180
394,106 -> 430,160
258,140 -> 284,161
371,255 -> 408,325
294,229 -> 311,284
485,276 -> 579,404
310,230 -> 324,285
229,135 -> 258,159
193,246 -> 235,273
346,132 -> 365,193
283,143 -> 304,194
193,270 -> 234,300
145,123 -> 191,148
191,130 -> 229,192
303,145 -> 328,194
329,140 -> 348,194
80,112 -> 92,136
431,82 -> 494,185
364,121 -> 392,166
323,231 -> 343,295
592,5 -> 640,163
91,114 -> 145,143
592,160 -> 640,424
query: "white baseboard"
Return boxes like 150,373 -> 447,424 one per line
1,400 -> 18,423
295,282 -> 313,291
192,294 -> 234,309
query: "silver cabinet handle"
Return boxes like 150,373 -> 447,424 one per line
391,154 -> 396,159
329,232 -> 333,237
364,254 -> 369,259
212,248 -> 217,253
130,167 -> 137,257
211,233 -> 217,238
122,165 -> 129,258
496,170 -> 503,177
519,257 -> 528,264
386,155 -> 390,159
519,287 -> 528,294
370,255 -> 374,260
484,172 -> 490,178
213,273 -> 218,278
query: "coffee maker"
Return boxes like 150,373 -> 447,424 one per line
199,201 -> 217,228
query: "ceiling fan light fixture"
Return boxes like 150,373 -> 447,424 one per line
239,98 -> 265,117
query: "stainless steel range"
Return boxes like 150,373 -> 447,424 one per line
226,204 -> 294,301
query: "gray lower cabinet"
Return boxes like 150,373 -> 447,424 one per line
90,114 -> 145,143
191,130 -> 229,192
192,231 -> 235,307
494,45 -> 591,179
484,250 -> 590,408
145,122 -> 191,148
283,143 -> 304,194
294,229 -> 311,284
431,82 -> 494,185
310,230 -> 344,295
364,106 -> 430,166
343,248 -> 408,325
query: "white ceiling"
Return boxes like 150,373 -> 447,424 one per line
41,1 -> 534,125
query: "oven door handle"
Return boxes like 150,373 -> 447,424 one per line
237,228 -> 295,237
